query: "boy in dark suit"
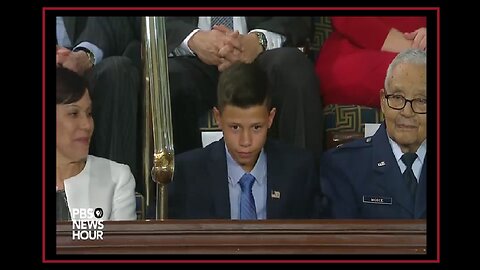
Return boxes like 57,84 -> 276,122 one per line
169,61 -> 326,219
320,49 -> 427,219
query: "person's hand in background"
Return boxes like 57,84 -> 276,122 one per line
56,47 -> 92,75
188,29 -> 231,66
56,46 -> 71,67
404,27 -> 427,51
381,28 -> 413,53
214,25 -> 264,72
213,25 -> 241,71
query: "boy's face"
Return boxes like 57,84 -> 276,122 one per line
214,104 -> 276,172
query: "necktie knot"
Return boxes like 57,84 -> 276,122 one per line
401,153 -> 418,169
239,173 -> 255,191
239,173 -> 257,220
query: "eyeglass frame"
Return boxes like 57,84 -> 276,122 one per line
384,94 -> 427,114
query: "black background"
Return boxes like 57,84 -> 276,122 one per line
27,0 -> 457,268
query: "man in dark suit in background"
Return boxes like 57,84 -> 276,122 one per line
86,16 -> 324,159
169,62 -> 326,219
56,16 -> 142,194
168,16 -> 324,158
319,49 -> 427,219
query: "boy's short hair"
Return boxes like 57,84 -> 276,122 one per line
217,62 -> 271,112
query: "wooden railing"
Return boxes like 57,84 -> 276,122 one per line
56,219 -> 426,254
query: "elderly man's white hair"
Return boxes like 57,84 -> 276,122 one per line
384,49 -> 427,89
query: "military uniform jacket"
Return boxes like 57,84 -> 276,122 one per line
319,122 -> 426,219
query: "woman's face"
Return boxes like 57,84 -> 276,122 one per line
56,90 -> 94,163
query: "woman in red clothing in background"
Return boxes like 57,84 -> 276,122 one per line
315,16 -> 426,108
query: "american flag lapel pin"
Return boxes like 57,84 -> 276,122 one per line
271,190 -> 281,199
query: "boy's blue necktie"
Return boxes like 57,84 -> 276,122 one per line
239,173 -> 257,220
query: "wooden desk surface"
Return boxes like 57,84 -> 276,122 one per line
56,219 -> 426,255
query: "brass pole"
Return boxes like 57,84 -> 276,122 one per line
142,17 -> 175,220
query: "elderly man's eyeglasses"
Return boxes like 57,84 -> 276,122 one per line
385,94 -> 427,114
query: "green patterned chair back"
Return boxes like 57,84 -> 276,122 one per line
199,108 -> 219,131
310,17 -> 333,61
324,104 -> 384,149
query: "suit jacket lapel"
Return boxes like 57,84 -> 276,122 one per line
371,123 -> 414,215
65,176 -> 90,210
207,140 -> 231,219
264,141 -> 282,219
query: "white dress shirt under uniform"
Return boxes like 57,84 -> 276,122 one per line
388,137 -> 427,182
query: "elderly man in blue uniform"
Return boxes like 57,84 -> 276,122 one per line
320,49 -> 427,219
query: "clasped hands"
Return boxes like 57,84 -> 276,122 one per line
189,25 -> 264,72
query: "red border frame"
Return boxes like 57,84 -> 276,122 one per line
43,7 -> 440,263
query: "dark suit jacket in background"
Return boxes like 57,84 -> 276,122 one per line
77,17 -> 141,66
320,122 -> 427,219
169,139 -> 325,219
61,16 -> 87,47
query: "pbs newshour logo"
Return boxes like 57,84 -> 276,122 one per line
71,208 -> 104,240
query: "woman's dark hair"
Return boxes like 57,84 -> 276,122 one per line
56,66 -> 89,105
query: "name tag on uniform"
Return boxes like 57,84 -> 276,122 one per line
362,196 -> 392,205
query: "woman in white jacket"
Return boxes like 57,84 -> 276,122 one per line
56,66 -> 136,221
